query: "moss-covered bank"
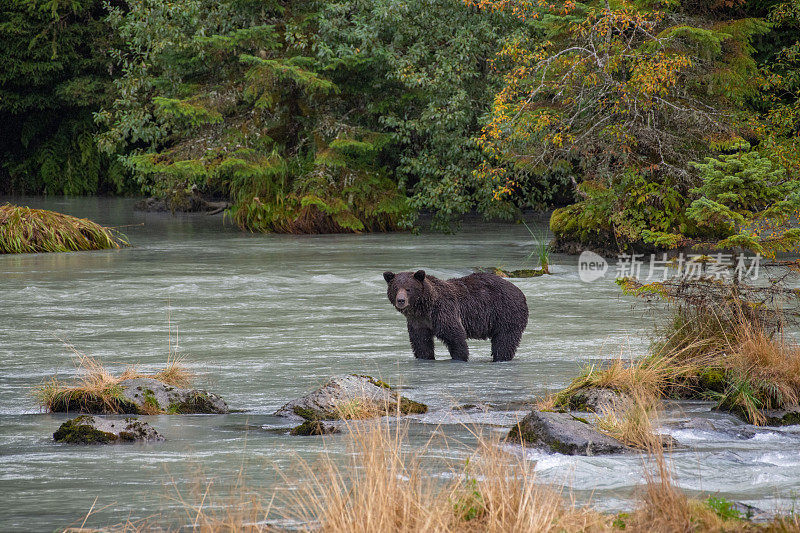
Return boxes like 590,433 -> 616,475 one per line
0,204 -> 127,254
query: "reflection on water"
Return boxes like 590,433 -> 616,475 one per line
1,197 -> 798,530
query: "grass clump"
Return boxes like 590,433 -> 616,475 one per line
654,304 -> 800,425
280,419 -> 610,533
0,203 -> 127,254
36,350 -> 192,414
553,300 -> 800,426
523,220 -> 551,274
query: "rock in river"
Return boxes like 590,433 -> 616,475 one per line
54,415 -> 164,444
753,405 -> 800,426
507,410 -> 628,455
275,374 -> 428,421
48,377 -> 229,415
565,387 -> 630,413
720,403 -> 800,427
289,420 -> 341,436
117,377 -> 229,414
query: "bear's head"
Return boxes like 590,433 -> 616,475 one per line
383,270 -> 427,314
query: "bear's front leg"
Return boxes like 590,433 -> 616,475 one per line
434,319 -> 469,362
407,321 -> 435,360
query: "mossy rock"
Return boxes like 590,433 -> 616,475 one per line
558,387 -> 630,413
723,405 -> 800,426
507,410 -> 628,455
477,267 -> 545,278
275,375 -> 428,421
289,420 -> 340,436
292,405 -> 338,421
45,378 -> 229,415
398,396 -> 428,415
354,374 -> 393,390
167,391 -> 228,414
53,415 -> 164,444
697,368 -> 727,394
118,377 -> 229,414
53,416 -> 117,444
47,391 -> 140,415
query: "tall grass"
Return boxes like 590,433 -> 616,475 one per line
624,442 -> 732,532
0,203 -> 127,254
522,220 -> 550,274
553,302 -> 800,425
94,416 -> 779,532
173,418 -> 611,533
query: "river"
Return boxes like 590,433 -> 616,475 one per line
1,197 -> 799,530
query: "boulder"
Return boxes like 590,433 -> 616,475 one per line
674,417 -> 756,439
507,410 -> 628,455
759,405 -> 800,426
117,377 -> 229,414
54,415 -> 164,444
720,404 -> 800,427
275,375 -> 427,421
290,420 -> 341,436
566,388 -> 630,414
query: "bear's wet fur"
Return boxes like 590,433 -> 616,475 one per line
383,270 -> 529,362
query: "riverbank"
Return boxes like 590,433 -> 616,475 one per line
0,203 -> 126,254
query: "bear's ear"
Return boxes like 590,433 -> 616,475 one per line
414,270 -> 426,282
383,271 -> 395,283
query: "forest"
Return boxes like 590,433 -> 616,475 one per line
2,0 -> 799,247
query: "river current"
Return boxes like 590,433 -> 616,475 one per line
1,197 -> 799,531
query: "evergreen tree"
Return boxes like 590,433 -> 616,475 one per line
0,0 -> 126,195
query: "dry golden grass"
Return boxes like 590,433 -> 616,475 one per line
595,389 -> 662,450
671,307 -> 800,425
36,348 -> 193,414
727,322 -> 800,406
551,353 -> 692,412
87,415 -> 800,532
624,442 -> 734,533
153,354 -> 194,389
554,304 -> 800,426
278,418 -> 611,533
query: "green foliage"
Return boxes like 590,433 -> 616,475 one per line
2,0 -> 799,239
93,0 -> 405,233
0,0 -> 127,194
612,512 -> 629,529
0,204 -> 126,254
688,150 -> 793,223
551,146 -> 800,254
522,220 -> 550,271
452,463 -> 486,522
686,150 -> 800,254
705,496 -> 742,521
550,174 -> 691,252
317,0 -> 527,230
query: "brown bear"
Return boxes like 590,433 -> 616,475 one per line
383,270 -> 528,362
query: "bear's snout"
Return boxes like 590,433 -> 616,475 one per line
395,289 -> 409,310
